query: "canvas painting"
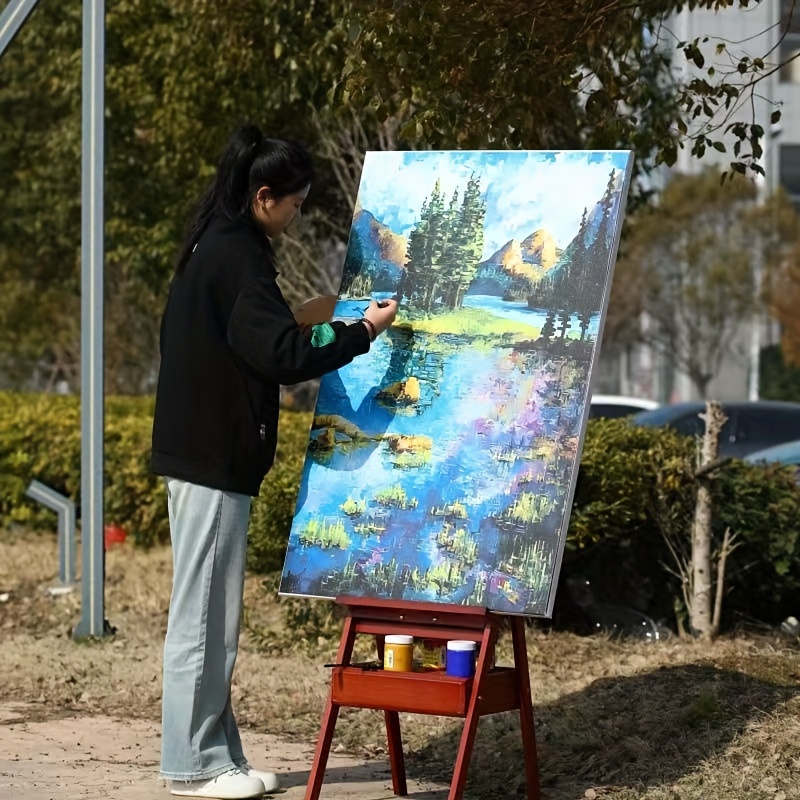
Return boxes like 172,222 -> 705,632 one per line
280,150 -> 633,616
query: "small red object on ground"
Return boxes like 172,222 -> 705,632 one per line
103,524 -> 127,549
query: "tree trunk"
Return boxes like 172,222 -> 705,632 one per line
579,313 -> 592,341
691,400 -> 726,640
691,372 -> 712,400
712,527 -> 737,634
421,281 -> 435,313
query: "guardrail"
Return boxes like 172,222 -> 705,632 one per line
25,480 -> 76,588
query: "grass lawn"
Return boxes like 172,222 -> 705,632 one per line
398,307 -> 540,339
2,530 -> 799,799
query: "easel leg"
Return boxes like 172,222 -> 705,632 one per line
448,622 -> 496,800
305,616 -> 357,800
384,710 -> 408,796
304,703 -> 340,800
511,617 -> 541,800
375,634 -> 408,795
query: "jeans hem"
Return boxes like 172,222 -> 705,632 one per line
160,760 -> 237,782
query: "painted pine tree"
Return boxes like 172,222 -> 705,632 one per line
539,312 -> 557,341
404,180 -> 445,312
574,170 -> 619,339
404,175 -> 486,313
340,226 -> 366,296
446,173 -> 486,310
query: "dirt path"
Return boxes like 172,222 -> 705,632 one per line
0,703 -> 449,800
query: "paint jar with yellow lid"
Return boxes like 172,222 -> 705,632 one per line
383,634 -> 413,671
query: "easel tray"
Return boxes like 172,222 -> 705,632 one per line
330,666 -> 519,718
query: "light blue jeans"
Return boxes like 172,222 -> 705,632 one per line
160,477 -> 252,781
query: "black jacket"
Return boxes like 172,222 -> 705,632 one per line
150,215 -> 370,496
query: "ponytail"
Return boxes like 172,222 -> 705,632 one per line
175,125 -> 314,274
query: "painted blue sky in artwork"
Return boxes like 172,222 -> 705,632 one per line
356,150 -> 632,261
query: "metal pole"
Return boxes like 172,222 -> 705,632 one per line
748,249 -> 762,402
748,11 -> 780,403
73,0 -> 106,638
0,0 -> 38,58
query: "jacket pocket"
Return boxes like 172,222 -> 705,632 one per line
257,418 -> 278,475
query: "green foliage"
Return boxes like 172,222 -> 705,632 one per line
0,391 -> 312,564
569,418 -> 800,626
0,392 -> 167,544
760,344 -> 800,403
0,0 -> 783,394
713,459 -> 800,620
570,419 -> 696,551
335,0 -> 773,180
0,0 -> 351,392
2,392 -> 799,628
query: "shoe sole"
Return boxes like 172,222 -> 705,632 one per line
170,789 -> 265,799
249,778 -> 279,793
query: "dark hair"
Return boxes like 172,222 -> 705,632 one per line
175,124 -> 314,273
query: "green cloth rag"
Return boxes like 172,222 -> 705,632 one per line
310,322 -> 337,348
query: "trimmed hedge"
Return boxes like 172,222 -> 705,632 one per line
0,391 -> 310,565
0,392 -> 167,543
2,392 -> 800,626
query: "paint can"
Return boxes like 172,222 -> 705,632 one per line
384,634 -> 414,671
420,638 -> 446,670
446,640 -> 477,678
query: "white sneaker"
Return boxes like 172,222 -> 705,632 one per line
170,767 -> 265,799
238,762 -> 280,793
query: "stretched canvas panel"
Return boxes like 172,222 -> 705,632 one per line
280,150 -> 633,616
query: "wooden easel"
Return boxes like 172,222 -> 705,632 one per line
304,596 -> 541,800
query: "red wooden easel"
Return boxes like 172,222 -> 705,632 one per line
304,596 -> 541,800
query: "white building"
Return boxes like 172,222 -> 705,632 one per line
597,0 -> 796,402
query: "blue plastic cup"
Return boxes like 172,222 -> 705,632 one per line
445,640 -> 476,677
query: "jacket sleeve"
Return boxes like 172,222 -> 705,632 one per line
227,277 -> 371,385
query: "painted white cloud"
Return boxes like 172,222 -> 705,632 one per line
356,150 -> 630,261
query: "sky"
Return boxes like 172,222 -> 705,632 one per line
355,150 -> 632,260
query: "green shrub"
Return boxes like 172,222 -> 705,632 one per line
712,459 -> 800,623
562,419 -> 696,623
570,418 -> 696,549
0,390 -> 311,560
568,418 -> 800,626
3,391 -> 800,628
0,392 -> 168,545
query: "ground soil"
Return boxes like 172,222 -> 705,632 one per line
2,530 -> 800,799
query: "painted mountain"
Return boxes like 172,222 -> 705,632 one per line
526,168 -> 626,331
470,172 -> 625,314
469,229 -> 562,297
339,202 -> 408,295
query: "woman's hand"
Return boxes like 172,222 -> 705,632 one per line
364,299 -> 398,336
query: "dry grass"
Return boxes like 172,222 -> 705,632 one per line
2,529 -> 800,800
